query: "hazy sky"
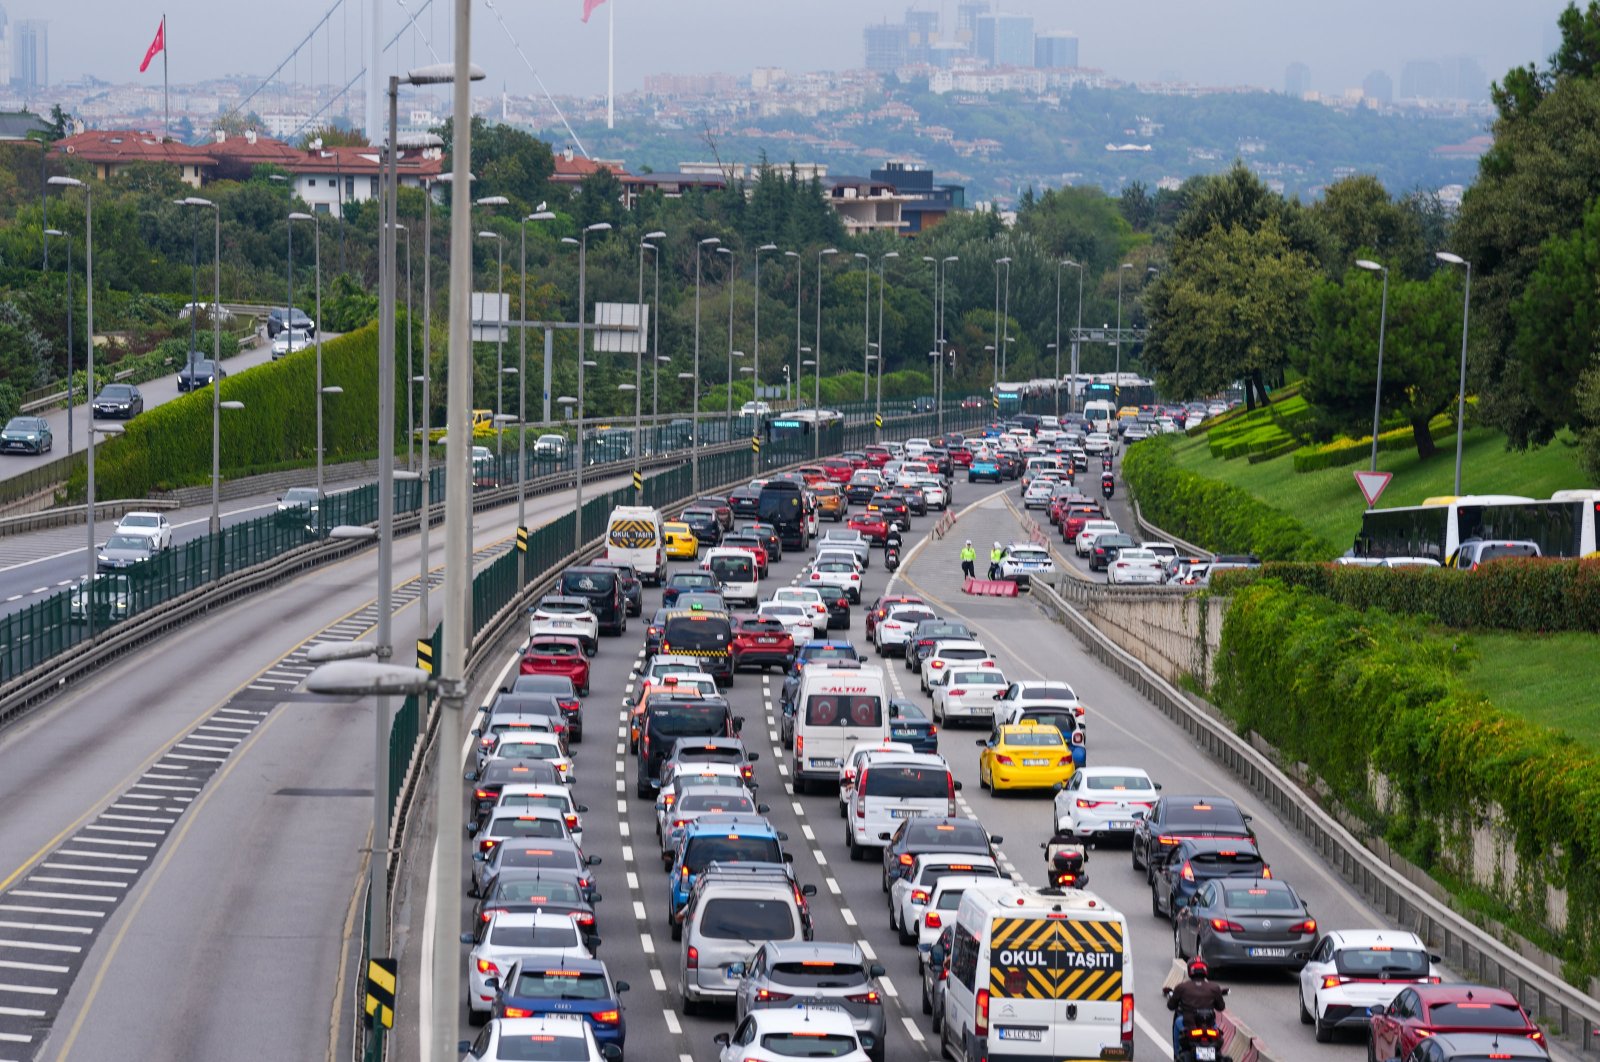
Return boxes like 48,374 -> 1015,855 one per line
13,0 -> 1571,99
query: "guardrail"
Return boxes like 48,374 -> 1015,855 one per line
0,496 -> 180,538
1031,575 -> 1600,1055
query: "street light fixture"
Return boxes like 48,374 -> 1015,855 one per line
692,236 -> 721,493
1355,259 -> 1391,476
476,228 -> 507,454
635,229 -> 665,476
814,249 -> 838,458
717,245 -> 738,428
752,243 -> 778,473
560,222 -> 613,553
784,250 -> 802,411
872,251 -> 899,437
641,233 -> 666,433
43,228 -> 77,453
50,176 -> 94,584
1060,260 -> 1084,417
1435,251 -> 1473,494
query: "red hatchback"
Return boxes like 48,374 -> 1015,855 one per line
519,636 -> 592,696
948,445 -> 974,468
847,511 -> 890,543
1368,985 -> 1544,1060
731,615 -> 795,671
822,457 -> 855,484
863,445 -> 892,467
1060,505 -> 1103,543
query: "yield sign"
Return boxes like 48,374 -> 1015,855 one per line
1354,469 -> 1393,508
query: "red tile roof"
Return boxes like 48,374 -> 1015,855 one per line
58,129 -> 216,167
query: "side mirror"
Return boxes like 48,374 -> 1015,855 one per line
590,892 -> 603,903
499,686 -> 510,694
458,1041 -> 472,1055
868,963 -> 886,979
975,739 -> 987,747
1051,782 -> 1065,794
459,932 -> 474,944
483,977 -> 500,991
726,963 -> 746,979
733,716 -> 745,732
713,1034 -> 731,1048
587,855 -> 603,866
464,770 -> 478,782
801,883 -> 818,897
878,832 -> 893,842
783,852 -> 795,863
758,804 -> 772,815
614,980 -> 630,993
992,691 -> 1004,700
953,781 -> 963,792
577,804 -> 589,813
989,835 -> 1004,845
1243,814 -> 1254,823
747,751 -> 760,762
1429,953 -> 1441,963
859,1034 -> 877,1053
601,1045 -> 623,1062
1154,782 -> 1163,790
472,852 -> 486,862
650,780 -> 662,790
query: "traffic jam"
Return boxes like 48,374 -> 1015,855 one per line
453,423 -> 1550,1062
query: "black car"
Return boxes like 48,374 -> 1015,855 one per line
636,696 -> 741,798
176,357 -> 226,392
506,674 -> 583,739
92,383 -> 144,419
995,451 -> 1021,480
912,396 -> 936,413
472,869 -> 600,947
467,759 -> 565,830
0,416 -> 52,455
267,305 -> 316,338
880,816 -> 1001,891
1090,533 -> 1137,572
821,589 -> 852,631
924,448 -> 953,476
728,484 -> 763,520
845,476 -> 882,506
897,487 -> 928,517
1150,837 -> 1269,919
738,521 -> 784,562
680,508 -> 723,548
643,606 -> 671,657
694,498 -> 734,531
1131,794 -> 1254,880
592,559 -> 643,617
662,570 -> 719,609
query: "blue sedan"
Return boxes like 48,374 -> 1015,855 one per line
968,457 -> 1002,483
488,956 -> 629,1053
888,699 -> 938,754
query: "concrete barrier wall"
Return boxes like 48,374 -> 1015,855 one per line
1048,578 -> 1226,688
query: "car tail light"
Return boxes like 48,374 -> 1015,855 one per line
662,794 -> 676,809
855,799 -> 866,818
755,988 -> 792,1002
474,789 -> 493,801
911,889 -> 930,904
850,573 -> 859,581
1121,994 -> 1135,1043
1209,918 -> 1245,933
995,755 -> 1013,765
686,945 -> 698,969
672,818 -> 690,829
1076,799 -> 1107,809
811,573 -> 820,581
925,911 -> 943,929
476,957 -> 499,975
975,988 -> 990,1037
948,688 -> 966,697
842,768 -> 856,784
898,853 -> 914,867
574,913 -> 595,929
795,735 -> 803,758
588,1008 -> 621,1026
845,990 -> 881,1005
503,1007 -> 533,1018
565,813 -> 579,830
1180,861 -> 1194,882
1287,919 -> 1316,934
1071,731 -> 1085,746
1058,757 -> 1073,767
479,838 -> 499,853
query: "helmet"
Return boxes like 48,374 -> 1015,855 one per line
993,541 -> 1001,548
1187,957 -> 1209,980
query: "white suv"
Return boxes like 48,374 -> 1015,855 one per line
873,604 -> 936,658
1075,519 -> 1120,556
918,640 -> 997,693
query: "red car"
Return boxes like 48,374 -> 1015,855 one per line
719,535 -> 769,577
796,465 -> 830,487
822,457 -> 855,484
847,512 -> 890,543
863,445 -> 892,467
731,615 -> 794,671
948,445 -> 974,468
960,396 -> 984,410
842,451 -> 870,470
1060,505 -> 1103,543
519,636 -> 591,696
866,594 -> 924,640
1369,985 -> 1544,1060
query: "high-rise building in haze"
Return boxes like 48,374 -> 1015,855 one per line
1448,56 -> 1487,102
1363,70 -> 1394,105
975,13 -> 1033,68
1401,59 -> 1444,99
0,4 -> 11,89
956,1 -> 991,49
11,16 -> 43,92
1034,32 -> 1079,70
905,9 -> 939,65
1284,61 -> 1311,97
864,22 -> 909,72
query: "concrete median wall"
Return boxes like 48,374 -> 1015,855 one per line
1049,577 -> 1226,689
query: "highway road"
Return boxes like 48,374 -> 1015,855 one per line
0,471 -> 630,1062
0,330 -> 280,487
378,453 -> 1454,1062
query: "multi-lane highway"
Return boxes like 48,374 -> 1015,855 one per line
373,455 -> 1436,1062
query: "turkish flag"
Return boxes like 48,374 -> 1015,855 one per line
139,18 -> 165,73
581,0 -> 607,23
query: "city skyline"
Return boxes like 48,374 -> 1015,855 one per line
0,0 -> 1573,105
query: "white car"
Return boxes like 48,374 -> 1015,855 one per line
463,1015 -> 615,1061
837,741 -> 918,817
1022,479 -> 1057,509
494,784 -> 587,847
114,511 -> 173,551
1075,519 -> 1121,556
1297,929 -> 1443,1043
808,557 -> 863,603
915,873 -> 1004,954
812,548 -> 865,572
471,807 -> 576,863
464,910 -> 594,1019
873,604 -> 937,658
1083,432 -> 1113,455
484,732 -> 574,782
654,762 -> 748,840
768,587 -> 829,635
716,1004 -> 873,1062
816,529 -> 871,569
919,639 -> 997,693
270,328 -> 311,358
1107,547 -> 1164,585
1052,766 -> 1159,839
930,666 -> 1008,725
904,437 -> 932,457
914,475 -> 949,510
997,544 -> 1055,581
757,602 -> 814,647
1144,542 -> 1180,570
529,596 -> 599,655
890,855 -> 1002,946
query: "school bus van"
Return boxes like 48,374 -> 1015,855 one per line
943,880 -> 1134,1062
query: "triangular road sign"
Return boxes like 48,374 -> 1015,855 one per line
1354,469 -> 1393,508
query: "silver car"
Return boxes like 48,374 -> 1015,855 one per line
730,941 -> 887,1062
69,573 -> 132,622
96,533 -> 156,572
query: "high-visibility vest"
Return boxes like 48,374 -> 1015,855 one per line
990,548 -> 1003,563
960,546 -> 976,562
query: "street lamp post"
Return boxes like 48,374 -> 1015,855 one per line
287,212 -> 327,495
476,227 -> 506,455
785,250 -> 802,409
1115,262 -> 1134,403
1064,260 -> 1084,417
417,175 -> 436,640
814,248 -> 838,458
175,196 -> 222,532
752,244 -> 777,473
1355,259 -> 1390,474
874,251 -> 898,437
44,228 -> 74,453
717,245 -> 737,427
648,239 -> 664,427
514,210 -> 557,576
561,222 -> 613,554
1436,251 -> 1473,495
396,221 -> 413,470
1000,257 -> 1012,379
635,230 -> 665,483
992,256 -> 1011,399
692,236 -> 721,494
854,252 -> 871,402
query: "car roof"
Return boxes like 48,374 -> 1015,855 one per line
684,813 -> 776,836
760,940 -> 865,963
1411,984 -> 1521,1005
1323,929 -> 1427,949
507,955 -> 608,977
745,1005 -> 858,1033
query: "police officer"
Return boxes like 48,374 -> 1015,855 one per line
1166,958 -> 1227,1057
987,541 -> 1003,580
959,539 -> 977,579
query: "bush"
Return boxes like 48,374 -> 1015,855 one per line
1214,580 -> 1600,977
1215,559 -> 1600,633
1122,436 -> 1336,560
66,320 -> 406,499
1291,414 -> 1455,473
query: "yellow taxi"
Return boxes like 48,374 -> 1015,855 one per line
978,722 -> 1076,793
663,521 -> 699,560
814,484 -> 846,522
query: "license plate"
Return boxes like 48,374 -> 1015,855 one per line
995,1027 -> 1043,1042
890,808 -> 926,819
892,729 -> 915,738
1248,947 -> 1288,957
809,758 -> 841,769
803,1003 -> 843,1013
1023,758 -> 1049,766
1110,820 -> 1136,830
758,637 -> 778,644
550,620 -> 573,628
1194,1047 -> 1217,1061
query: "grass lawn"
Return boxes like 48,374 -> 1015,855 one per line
1168,426 -> 1593,552
1464,631 -> 1600,752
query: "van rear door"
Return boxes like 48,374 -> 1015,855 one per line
986,915 -> 1127,1057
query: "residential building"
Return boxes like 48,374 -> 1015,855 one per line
281,143 -> 444,216
12,17 -> 44,92
870,160 -> 965,234
548,145 -> 629,190
54,128 -> 214,187
1363,69 -> 1394,105
864,22 -> 908,73
975,13 -> 1033,68
1034,32 -> 1079,70
820,174 -> 909,235
1284,61 -> 1311,98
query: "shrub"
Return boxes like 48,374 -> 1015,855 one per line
1214,580 -> 1600,977
1122,436 -> 1336,560
1291,414 -> 1456,473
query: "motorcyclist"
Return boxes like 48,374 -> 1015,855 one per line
1101,471 -> 1115,499
1166,958 -> 1227,1058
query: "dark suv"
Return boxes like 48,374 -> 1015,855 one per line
267,306 -> 316,338
1131,794 -> 1253,880
636,696 -> 742,798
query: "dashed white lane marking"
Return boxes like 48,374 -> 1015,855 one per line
650,969 -> 666,992
663,1010 -> 681,1034
878,976 -> 897,998
902,1016 -> 925,1043
801,825 -> 815,841
826,878 -> 841,895
840,908 -> 856,927
858,939 -> 876,961
640,934 -> 654,955
632,901 -> 647,921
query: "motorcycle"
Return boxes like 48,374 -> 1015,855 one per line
1101,475 -> 1115,500
1041,834 -> 1089,889
1161,989 -> 1229,1062
885,544 -> 901,571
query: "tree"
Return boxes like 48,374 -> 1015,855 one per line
435,117 -> 555,212
1311,174 -> 1426,278
1509,195 -> 1600,435
299,125 -> 368,149
321,273 -> 379,332
1119,181 -> 1155,232
1577,356 -> 1600,483
1297,268 -> 1465,459
1141,219 -> 1316,406
573,168 -> 626,231
1172,162 -> 1324,260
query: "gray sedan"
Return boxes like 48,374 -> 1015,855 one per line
96,533 -> 157,572
730,940 -> 888,1062
1172,876 -> 1316,972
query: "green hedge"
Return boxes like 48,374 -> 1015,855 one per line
67,320 -> 405,499
1212,560 -> 1600,633
1214,580 -> 1600,977
1122,436 -> 1336,560
1291,414 -> 1455,474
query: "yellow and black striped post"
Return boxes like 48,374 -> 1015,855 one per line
632,469 -> 644,493
751,435 -> 761,453
992,394 -> 1000,410
874,413 -> 883,429
515,526 -> 529,553
415,639 -> 434,674
365,957 -> 397,1029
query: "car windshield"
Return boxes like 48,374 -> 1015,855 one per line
908,820 -> 988,848
663,616 -> 731,652
699,898 -> 796,940
1220,885 -> 1302,911
683,835 -> 782,872
892,702 -> 928,721
862,765 -> 949,798
677,792 -> 754,814
499,848 -> 579,871
493,878 -> 583,904
100,386 -> 134,399
509,969 -> 610,1000
649,703 -> 731,738
938,648 -> 990,661
488,1032 -> 593,1061
762,606 -> 805,620
539,601 -> 589,616
1331,947 -> 1430,979
186,360 -> 218,374
672,574 -> 717,588
487,922 -> 581,949
888,610 -> 935,625
817,562 -> 855,574
769,961 -> 867,988
121,515 -> 159,528
1426,1002 -> 1527,1028
499,794 -> 571,815
711,557 -> 754,580
950,671 -> 1005,685
804,695 -> 883,728
105,535 -> 148,551
1167,803 -> 1247,829
281,488 -> 318,504
923,865 -> 999,886
490,816 -> 568,839
528,642 -> 580,657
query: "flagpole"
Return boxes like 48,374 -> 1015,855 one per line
607,0 -> 615,130
162,15 -> 170,141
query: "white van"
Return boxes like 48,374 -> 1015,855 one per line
1082,399 -> 1115,433
846,751 -> 959,860
702,547 -> 759,607
791,661 -> 890,795
943,881 -> 1134,1062
605,505 -> 666,585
